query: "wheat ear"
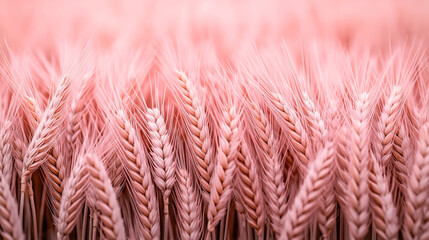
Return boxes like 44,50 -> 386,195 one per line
403,123 -> 429,239
146,107 -> 176,205
373,86 -> 403,192
235,140 -> 265,236
248,102 -> 287,237
146,107 -> 176,240
346,92 -> 371,239
22,94 -> 64,219
19,76 -> 71,216
86,154 -> 126,240
0,121 -> 13,185
57,155 -> 88,240
391,125 -> 407,224
0,172 -> 24,240
302,93 -> 336,238
207,106 -> 240,231
115,110 -> 160,239
176,71 -> 213,203
335,125 -> 351,211
281,143 -> 335,240
174,168 -> 203,240
368,151 -> 399,239
271,93 -> 310,175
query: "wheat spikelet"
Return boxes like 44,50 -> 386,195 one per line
57,154 -> 88,240
346,92 -> 371,239
146,107 -> 176,205
20,76 -> 71,215
66,87 -> 85,155
114,110 -> 160,239
235,140 -> 265,236
0,172 -> 24,240
174,168 -> 203,240
271,93 -> 310,175
0,121 -> 13,185
281,143 -> 335,240
175,71 -> 213,203
403,123 -> 429,240
368,151 -> 399,239
85,154 -> 126,240
207,106 -> 240,231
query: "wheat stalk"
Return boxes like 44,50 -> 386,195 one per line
281,143 -> 335,240
175,71 -> 213,203
114,110 -> 160,239
403,123 -> 429,239
174,168 -> 203,240
345,92 -> 371,240
235,140 -> 265,237
57,154 -> 88,240
85,154 -> 126,240
207,106 -> 240,231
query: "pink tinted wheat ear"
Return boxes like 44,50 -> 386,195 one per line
207,106 -> 240,231
145,107 -> 176,240
368,151 -> 399,239
0,121 -> 13,185
301,93 -> 337,238
235,140 -> 265,237
85,154 -> 126,240
57,154 -> 88,240
22,93 -> 64,219
146,107 -> 176,207
0,171 -> 24,240
114,110 -> 160,239
373,86 -> 403,179
271,93 -> 310,176
403,123 -> 429,239
174,168 -> 203,240
281,142 -> 335,240
248,102 -> 287,237
346,92 -> 371,240
175,71 -> 213,203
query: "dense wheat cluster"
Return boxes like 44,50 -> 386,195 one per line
1,0 -> 429,239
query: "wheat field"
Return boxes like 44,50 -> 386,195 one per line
1,0 -> 429,239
